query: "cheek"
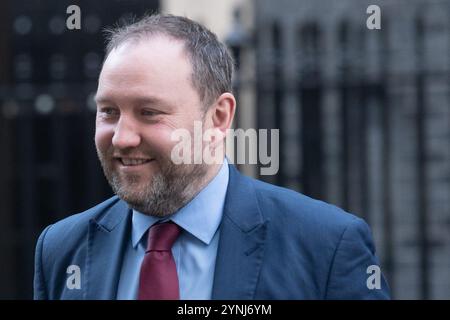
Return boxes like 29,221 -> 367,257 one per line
141,125 -> 179,153
95,124 -> 114,152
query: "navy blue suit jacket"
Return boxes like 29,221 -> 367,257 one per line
34,164 -> 390,299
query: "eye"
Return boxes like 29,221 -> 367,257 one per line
141,109 -> 160,116
99,107 -> 119,116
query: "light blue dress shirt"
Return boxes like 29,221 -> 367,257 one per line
116,159 -> 229,299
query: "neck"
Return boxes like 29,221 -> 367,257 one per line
195,161 -> 223,195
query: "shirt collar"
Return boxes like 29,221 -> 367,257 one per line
131,158 -> 229,248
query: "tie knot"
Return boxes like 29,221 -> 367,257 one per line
146,222 -> 181,252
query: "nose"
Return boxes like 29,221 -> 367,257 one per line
112,117 -> 141,149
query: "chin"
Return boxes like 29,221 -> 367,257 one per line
119,172 -> 151,185
116,190 -> 145,207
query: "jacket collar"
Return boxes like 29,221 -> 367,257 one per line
85,198 -> 131,300
212,164 -> 268,299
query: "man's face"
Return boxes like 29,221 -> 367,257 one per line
95,35 -> 209,217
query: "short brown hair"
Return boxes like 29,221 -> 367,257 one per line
103,13 -> 234,109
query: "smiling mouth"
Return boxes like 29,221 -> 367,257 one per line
116,158 -> 154,166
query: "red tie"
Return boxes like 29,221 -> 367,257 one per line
138,222 -> 181,300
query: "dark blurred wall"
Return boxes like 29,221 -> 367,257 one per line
252,0 -> 450,299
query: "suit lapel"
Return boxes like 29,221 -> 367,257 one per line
84,199 -> 131,299
212,165 -> 268,299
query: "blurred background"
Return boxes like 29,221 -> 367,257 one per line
0,0 -> 449,299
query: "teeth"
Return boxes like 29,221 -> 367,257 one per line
121,158 -> 150,166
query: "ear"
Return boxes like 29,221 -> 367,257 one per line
209,92 -> 236,135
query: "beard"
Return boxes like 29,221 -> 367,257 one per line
96,147 -> 210,218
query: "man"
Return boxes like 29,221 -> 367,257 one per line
34,14 -> 390,300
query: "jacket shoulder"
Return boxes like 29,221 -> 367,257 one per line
249,176 -> 360,229
242,176 -> 389,299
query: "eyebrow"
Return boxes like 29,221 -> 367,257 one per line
94,94 -> 172,110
